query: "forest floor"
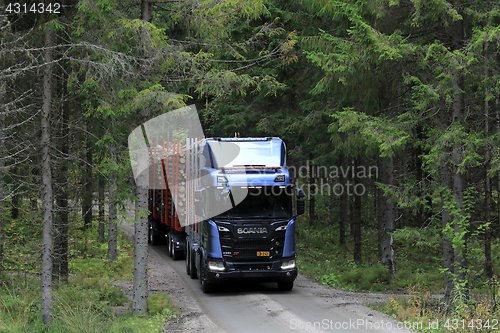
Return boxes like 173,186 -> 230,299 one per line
111,235 -> 221,332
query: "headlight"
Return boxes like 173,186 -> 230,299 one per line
208,260 -> 225,271
281,258 -> 296,270
275,225 -> 287,231
217,176 -> 228,183
218,226 -> 230,237
274,175 -> 285,182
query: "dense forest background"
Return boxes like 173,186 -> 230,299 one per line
1,0 -> 500,328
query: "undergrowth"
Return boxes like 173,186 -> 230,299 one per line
371,282 -> 500,332
296,218 -> 500,332
0,208 -> 179,332
296,221 -> 446,293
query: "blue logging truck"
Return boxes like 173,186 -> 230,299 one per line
147,137 -> 304,293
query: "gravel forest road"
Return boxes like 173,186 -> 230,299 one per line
120,223 -> 415,333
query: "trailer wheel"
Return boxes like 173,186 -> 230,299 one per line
147,220 -> 152,244
277,281 -> 294,291
149,219 -> 162,246
150,229 -> 158,246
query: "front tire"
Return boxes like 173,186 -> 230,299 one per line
201,278 -> 214,294
200,259 -> 214,293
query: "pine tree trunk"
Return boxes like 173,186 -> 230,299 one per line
484,48 -> 492,279
484,170 -> 492,278
107,140 -> 118,261
328,177 -> 334,226
353,180 -> 362,265
378,157 -> 395,274
0,82 -> 5,279
497,96 -> 500,235
451,93 -> 468,300
133,185 -> 149,315
349,186 -> 354,238
60,82 -> 69,283
54,75 -> 69,283
82,130 -> 93,230
132,0 -> 153,315
353,158 -> 362,265
98,176 -> 106,243
338,154 -> 346,245
441,150 -> 454,302
452,76 -> 467,284
11,178 -> 19,220
450,7 -> 468,304
41,23 -> 54,326
107,172 -> 118,261
339,185 -> 347,245
141,0 -> 152,22
308,157 -> 316,227
414,125 -> 424,227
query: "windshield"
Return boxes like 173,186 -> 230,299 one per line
214,186 -> 293,219
209,140 -> 282,167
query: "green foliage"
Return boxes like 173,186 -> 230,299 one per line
297,214 -> 500,293
330,109 -> 411,158
2,212 -> 42,274
0,274 -> 171,333
0,207 -> 179,331
374,281 -> 500,333
439,186 -> 477,290
147,292 -> 180,318
392,227 -> 442,252
321,264 -> 391,291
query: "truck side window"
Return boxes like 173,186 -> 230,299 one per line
202,146 -> 213,168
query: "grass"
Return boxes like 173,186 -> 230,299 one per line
295,216 -> 500,332
0,208 -> 179,332
296,221 -> 446,293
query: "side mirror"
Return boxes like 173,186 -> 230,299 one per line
296,189 -> 305,216
195,189 -> 205,218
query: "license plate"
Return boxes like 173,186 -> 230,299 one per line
257,251 -> 269,257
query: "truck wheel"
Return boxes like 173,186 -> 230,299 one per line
201,278 -> 214,294
200,265 -> 214,293
167,234 -> 172,257
149,219 -> 161,246
171,239 -> 181,260
189,247 -> 197,279
148,220 -> 152,244
277,281 -> 294,291
185,243 -> 191,275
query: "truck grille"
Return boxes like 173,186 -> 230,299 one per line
221,238 -> 284,261
236,240 -> 270,249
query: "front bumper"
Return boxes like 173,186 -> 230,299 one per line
205,259 -> 297,284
